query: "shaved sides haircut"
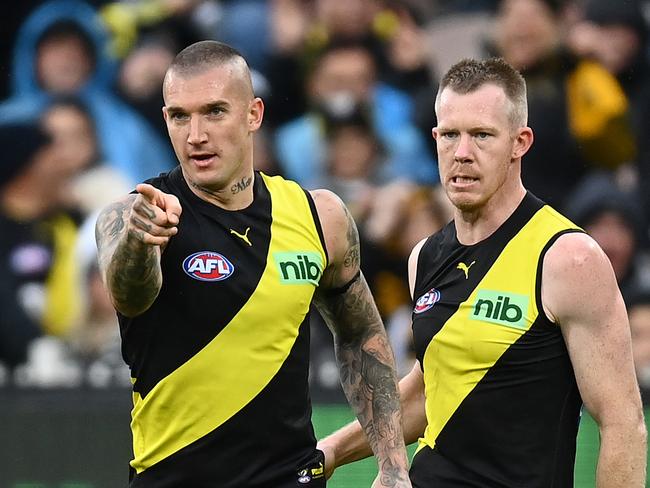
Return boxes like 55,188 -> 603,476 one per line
165,40 -> 254,96
436,57 -> 528,128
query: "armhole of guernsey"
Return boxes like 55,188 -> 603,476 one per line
534,226 -> 585,325
303,189 -> 330,267
419,204 -> 582,452
414,235 -> 435,299
130,173 -> 328,473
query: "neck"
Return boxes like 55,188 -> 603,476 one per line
185,169 -> 256,211
454,181 -> 526,246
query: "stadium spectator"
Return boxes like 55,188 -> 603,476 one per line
0,120 -> 84,368
266,0 -> 438,128
486,0 -> 636,210
320,104 -> 385,221
95,40 -> 410,487
0,0 -> 175,185
569,0 -> 650,125
275,41 -> 437,190
40,97 -> 133,380
568,0 -> 650,232
99,0 -> 204,59
565,173 -> 650,305
117,36 -> 177,142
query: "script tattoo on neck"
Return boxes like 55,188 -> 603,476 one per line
231,175 -> 253,194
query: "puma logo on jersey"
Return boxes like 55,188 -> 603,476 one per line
230,227 -> 252,246
457,260 -> 475,279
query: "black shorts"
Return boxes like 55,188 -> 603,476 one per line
129,449 -> 327,488
288,448 -> 327,488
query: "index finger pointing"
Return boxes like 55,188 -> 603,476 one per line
164,194 -> 182,226
136,183 -> 160,206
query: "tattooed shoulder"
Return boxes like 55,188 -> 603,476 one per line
341,204 -> 360,269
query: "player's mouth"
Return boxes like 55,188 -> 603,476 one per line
189,152 -> 217,167
450,175 -> 478,186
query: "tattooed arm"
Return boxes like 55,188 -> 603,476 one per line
95,183 -> 182,317
310,190 -> 411,488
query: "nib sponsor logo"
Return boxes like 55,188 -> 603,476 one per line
274,251 -> 323,285
469,290 -> 529,329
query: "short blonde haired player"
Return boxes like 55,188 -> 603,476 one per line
318,57 -> 646,487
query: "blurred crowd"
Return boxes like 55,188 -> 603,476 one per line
2,0 -> 650,403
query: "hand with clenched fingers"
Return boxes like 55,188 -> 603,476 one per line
128,183 -> 183,247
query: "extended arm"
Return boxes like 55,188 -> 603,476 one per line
543,233 -> 647,487
318,238 -> 428,477
311,189 -> 410,487
95,184 -> 181,317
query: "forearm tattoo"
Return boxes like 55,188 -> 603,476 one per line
315,205 -> 408,485
95,196 -> 162,316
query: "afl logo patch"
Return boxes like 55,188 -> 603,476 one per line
297,469 -> 311,484
414,288 -> 441,314
182,251 -> 234,282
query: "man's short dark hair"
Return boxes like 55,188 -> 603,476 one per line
165,41 -> 254,97
436,57 -> 528,127
169,40 -> 248,76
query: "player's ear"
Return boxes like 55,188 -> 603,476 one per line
512,126 -> 533,159
248,98 -> 264,132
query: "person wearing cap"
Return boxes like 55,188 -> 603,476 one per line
0,120 -> 83,369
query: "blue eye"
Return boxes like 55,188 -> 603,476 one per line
170,112 -> 189,121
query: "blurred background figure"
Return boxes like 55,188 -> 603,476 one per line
117,36 -> 178,142
275,41 -> 437,189
569,0 -> 650,121
320,105 -> 385,221
568,0 -> 650,224
0,0 -> 175,185
566,173 -> 650,304
487,0 -> 636,211
0,119 -> 84,381
42,97 -> 131,384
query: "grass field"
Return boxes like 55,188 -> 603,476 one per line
311,404 -> 619,488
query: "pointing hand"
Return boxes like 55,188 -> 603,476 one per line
128,183 -> 183,246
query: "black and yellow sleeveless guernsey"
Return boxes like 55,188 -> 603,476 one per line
410,192 -> 584,488
120,167 -> 328,487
